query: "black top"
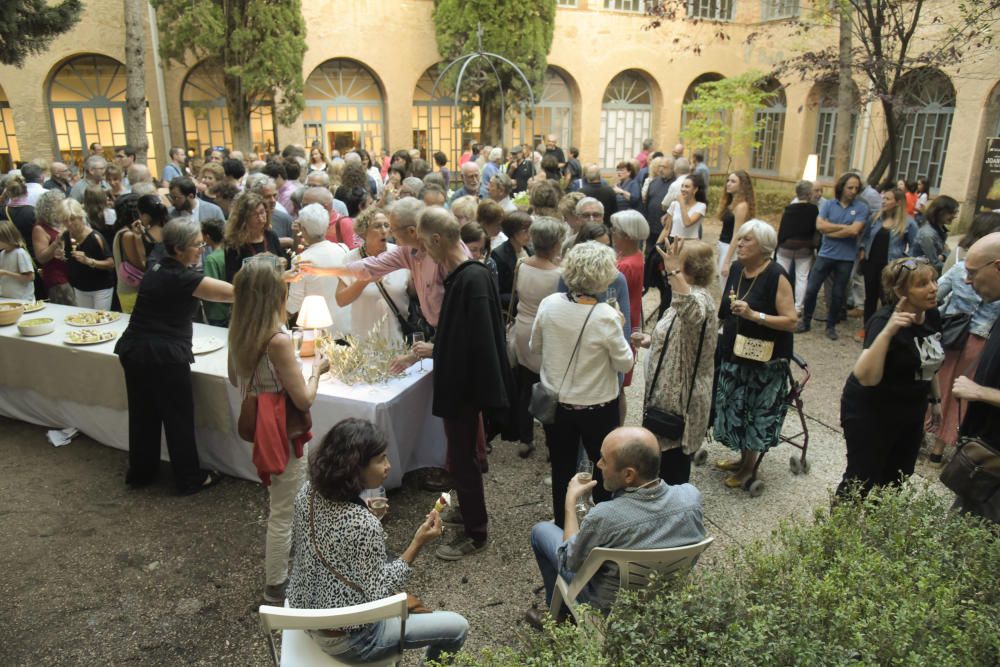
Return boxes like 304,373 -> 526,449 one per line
544,146 -> 566,165
868,226 -> 890,264
843,305 -> 943,408
718,261 -> 793,363
432,260 -> 513,419
115,257 -> 205,365
580,181 -> 617,226
3,205 -> 36,251
960,316 -> 1000,448
507,159 -> 535,193
223,230 -> 282,283
643,177 -> 673,242
720,209 -> 735,244
777,202 -> 819,248
492,241 -> 532,311
564,158 -> 582,181
43,178 -> 72,196
65,231 -> 115,291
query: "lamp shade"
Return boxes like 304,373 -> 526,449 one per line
297,295 -> 333,329
802,154 -> 819,183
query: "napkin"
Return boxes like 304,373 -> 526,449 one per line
46,427 -> 79,447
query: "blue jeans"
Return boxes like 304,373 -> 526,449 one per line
531,521 -> 597,610
313,611 -> 469,663
801,256 -> 853,329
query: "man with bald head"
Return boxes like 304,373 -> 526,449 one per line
526,426 -> 705,626
44,161 -> 72,196
950,232 -> 1000,522
580,164 -> 617,225
672,143 -> 685,159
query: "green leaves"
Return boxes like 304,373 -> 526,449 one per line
0,0 -> 82,68
681,71 -> 778,166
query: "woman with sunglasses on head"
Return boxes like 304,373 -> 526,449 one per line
837,257 -> 944,498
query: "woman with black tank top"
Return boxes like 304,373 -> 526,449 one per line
223,192 -> 284,282
714,220 -> 799,489
717,170 -> 754,279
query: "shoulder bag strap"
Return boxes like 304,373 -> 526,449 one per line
646,317 -> 677,400
556,304 -> 597,395
309,490 -> 365,594
363,245 -> 408,328
684,318 -> 708,411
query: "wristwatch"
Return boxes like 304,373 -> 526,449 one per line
758,311 -> 766,322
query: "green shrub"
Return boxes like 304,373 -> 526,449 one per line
438,485 -> 1000,666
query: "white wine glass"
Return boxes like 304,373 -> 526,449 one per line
575,459 -> 594,520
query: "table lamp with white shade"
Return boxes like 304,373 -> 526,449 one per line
802,154 -> 819,183
297,295 -> 332,357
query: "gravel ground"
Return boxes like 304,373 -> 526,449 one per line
1,223 -> 951,665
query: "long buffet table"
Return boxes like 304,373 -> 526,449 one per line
0,302 -> 446,489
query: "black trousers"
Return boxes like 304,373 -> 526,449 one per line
515,365 -> 540,445
543,401 -> 618,528
837,397 -> 925,497
861,257 -> 887,328
120,357 -> 204,492
660,447 -> 691,485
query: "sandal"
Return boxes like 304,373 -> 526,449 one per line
928,452 -> 943,465
715,458 -> 742,472
723,475 -> 745,489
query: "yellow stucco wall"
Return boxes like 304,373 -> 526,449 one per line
0,0 -> 997,218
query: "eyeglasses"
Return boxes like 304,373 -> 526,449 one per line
579,212 -> 603,219
965,259 -> 998,280
892,256 -> 931,281
114,154 -> 126,159
369,222 -> 391,231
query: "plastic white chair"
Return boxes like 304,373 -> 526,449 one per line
259,593 -> 408,667
549,537 -> 714,623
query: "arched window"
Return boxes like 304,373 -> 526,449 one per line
895,69 -> 955,189
600,70 -> 652,169
811,82 -> 857,179
0,85 -> 19,172
751,82 -> 786,173
412,65 -> 480,165
518,68 -> 574,151
303,59 -> 385,156
47,54 -> 157,172
681,73 -> 725,171
182,59 -> 275,156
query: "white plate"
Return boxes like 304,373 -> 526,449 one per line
64,329 -> 117,345
65,311 -> 121,327
192,336 -> 225,355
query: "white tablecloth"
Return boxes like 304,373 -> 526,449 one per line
0,302 -> 445,489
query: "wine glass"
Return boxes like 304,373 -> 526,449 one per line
412,331 -> 426,373
291,327 -> 304,359
606,287 -> 618,310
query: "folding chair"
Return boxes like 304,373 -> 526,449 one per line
550,537 -> 714,624
259,593 -> 408,667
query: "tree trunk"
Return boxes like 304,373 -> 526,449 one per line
223,0 -> 251,152
833,0 -> 853,178
867,97 -> 898,186
479,88 -> 503,148
123,0 -> 148,164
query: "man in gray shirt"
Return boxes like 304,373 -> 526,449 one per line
527,426 -> 705,628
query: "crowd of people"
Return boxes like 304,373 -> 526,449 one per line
2,136 -> 999,663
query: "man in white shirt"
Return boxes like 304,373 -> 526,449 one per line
21,163 -> 46,206
661,157 -> 690,211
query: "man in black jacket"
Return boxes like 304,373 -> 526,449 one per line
580,164 -> 617,226
417,206 -> 514,560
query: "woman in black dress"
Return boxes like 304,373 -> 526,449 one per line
837,257 -> 943,497
223,192 -> 283,282
115,217 -> 234,494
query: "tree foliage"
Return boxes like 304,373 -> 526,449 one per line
681,72 -> 777,171
0,0 -> 82,68
431,0 -> 557,145
151,0 -> 306,150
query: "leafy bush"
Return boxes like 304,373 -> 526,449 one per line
438,485 -> 1000,666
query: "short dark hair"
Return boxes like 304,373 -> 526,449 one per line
501,210 -> 532,239
616,161 -> 636,178
613,439 -> 660,482
201,218 -> 225,244
692,150 -> 705,162
569,146 -> 579,158
214,181 -> 240,202
433,151 -> 448,167
169,176 -> 197,198
222,158 -> 245,180
309,418 -> 388,502
21,163 -> 43,183
117,145 -> 136,159
336,185 -> 369,217
283,158 -> 301,181
281,144 -> 307,160
574,222 -> 610,246
262,160 -> 287,181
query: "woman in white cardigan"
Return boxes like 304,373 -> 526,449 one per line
530,241 -> 634,527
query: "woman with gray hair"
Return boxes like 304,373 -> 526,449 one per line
115,216 -> 234,495
611,209 -> 649,393
511,216 -> 566,457
530,241 -> 634,526
32,189 -> 73,304
714,219 -> 798,490
336,206 -> 410,345
287,202 -> 350,339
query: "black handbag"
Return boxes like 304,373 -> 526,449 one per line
529,304 -> 596,425
940,436 -> 1000,514
642,314 -> 707,441
364,249 -> 431,344
940,311 -> 971,351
